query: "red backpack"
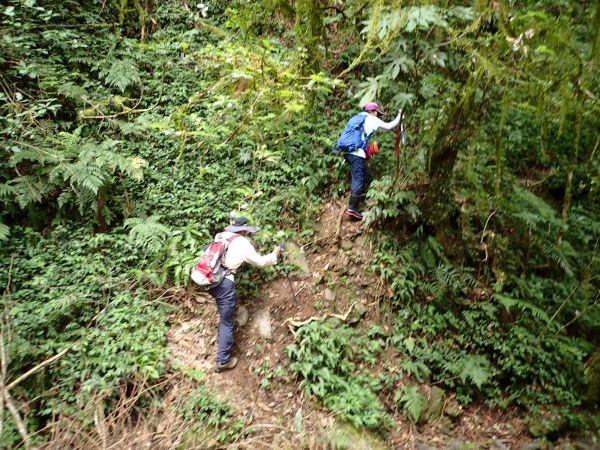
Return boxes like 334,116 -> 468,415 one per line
191,233 -> 241,288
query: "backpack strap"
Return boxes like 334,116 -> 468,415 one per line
221,233 -> 242,272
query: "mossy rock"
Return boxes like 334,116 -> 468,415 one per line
324,422 -> 388,450
421,386 -> 445,423
527,414 -> 565,438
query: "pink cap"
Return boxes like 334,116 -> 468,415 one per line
363,102 -> 384,114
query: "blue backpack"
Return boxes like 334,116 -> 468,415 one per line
333,113 -> 368,153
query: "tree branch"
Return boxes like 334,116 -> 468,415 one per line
3,390 -> 31,450
5,348 -> 70,392
222,90 -> 265,144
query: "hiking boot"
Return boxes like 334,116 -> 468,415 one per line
214,356 -> 238,373
345,209 -> 363,220
346,193 -> 363,220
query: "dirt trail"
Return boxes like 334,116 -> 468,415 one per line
166,201 -> 533,449
166,201 -> 378,445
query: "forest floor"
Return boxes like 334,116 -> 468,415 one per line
165,202 -> 538,450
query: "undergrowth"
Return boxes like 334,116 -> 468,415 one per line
286,319 -> 389,430
1,0 -> 599,446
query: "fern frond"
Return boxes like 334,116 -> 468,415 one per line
510,184 -> 561,229
9,148 -> 60,165
535,237 -> 574,277
56,161 -> 106,195
458,355 -> 492,389
0,183 -> 16,199
494,293 -> 551,322
101,59 -> 140,92
57,191 -> 73,209
12,176 -> 52,208
125,216 -> 172,254
75,189 -> 97,215
79,140 -> 145,179
57,81 -> 88,100
0,222 -> 9,241
395,385 -> 425,422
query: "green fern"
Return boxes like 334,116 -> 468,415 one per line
101,59 -> 140,92
494,293 -> 551,323
511,184 -> 562,229
125,215 -> 172,254
458,355 -> 492,389
429,263 -> 474,301
395,385 -> 426,422
8,129 -> 145,215
0,182 -> 16,199
12,176 -> 53,208
535,237 -> 575,277
0,222 -> 9,241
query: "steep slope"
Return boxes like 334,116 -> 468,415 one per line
165,202 -> 546,449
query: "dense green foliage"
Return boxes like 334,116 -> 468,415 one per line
287,319 -> 388,429
0,0 -> 339,446
1,0 -> 599,446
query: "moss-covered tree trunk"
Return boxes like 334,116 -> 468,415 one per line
295,0 -> 324,74
421,76 -> 480,227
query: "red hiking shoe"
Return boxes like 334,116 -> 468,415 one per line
344,209 -> 363,220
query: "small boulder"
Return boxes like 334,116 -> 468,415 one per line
347,301 -> 368,324
283,241 -> 310,277
253,309 -> 272,340
235,305 -> 249,327
324,288 -> 336,302
527,415 -> 564,438
447,439 -> 469,450
444,397 -> 462,420
340,240 -> 353,251
490,438 -> 510,450
355,235 -> 368,247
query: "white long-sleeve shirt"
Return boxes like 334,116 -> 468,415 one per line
219,231 -> 278,280
349,112 -> 402,159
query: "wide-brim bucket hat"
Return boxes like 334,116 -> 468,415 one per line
225,216 -> 260,233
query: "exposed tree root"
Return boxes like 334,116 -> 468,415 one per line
283,301 -> 358,334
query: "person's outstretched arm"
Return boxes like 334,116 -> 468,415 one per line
239,238 -> 279,268
374,109 -> 403,131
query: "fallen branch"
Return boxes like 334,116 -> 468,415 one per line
5,348 -> 70,392
335,200 -> 346,244
3,389 -> 31,450
283,301 -> 358,334
1,322 -> 31,449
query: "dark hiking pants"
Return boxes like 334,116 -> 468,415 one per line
208,278 -> 236,364
344,153 -> 369,196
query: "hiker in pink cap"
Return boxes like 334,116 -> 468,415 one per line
334,102 -> 403,220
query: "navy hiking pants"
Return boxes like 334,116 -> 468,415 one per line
344,153 -> 369,196
208,278 -> 237,364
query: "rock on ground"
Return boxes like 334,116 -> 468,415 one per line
235,305 -> 249,327
253,308 -> 272,339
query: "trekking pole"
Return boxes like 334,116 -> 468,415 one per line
277,242 -> 297,302
394,109 -> 405,180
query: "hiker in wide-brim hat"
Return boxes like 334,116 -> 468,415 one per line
208,216 -> 280,372
224,216 -> 260,234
